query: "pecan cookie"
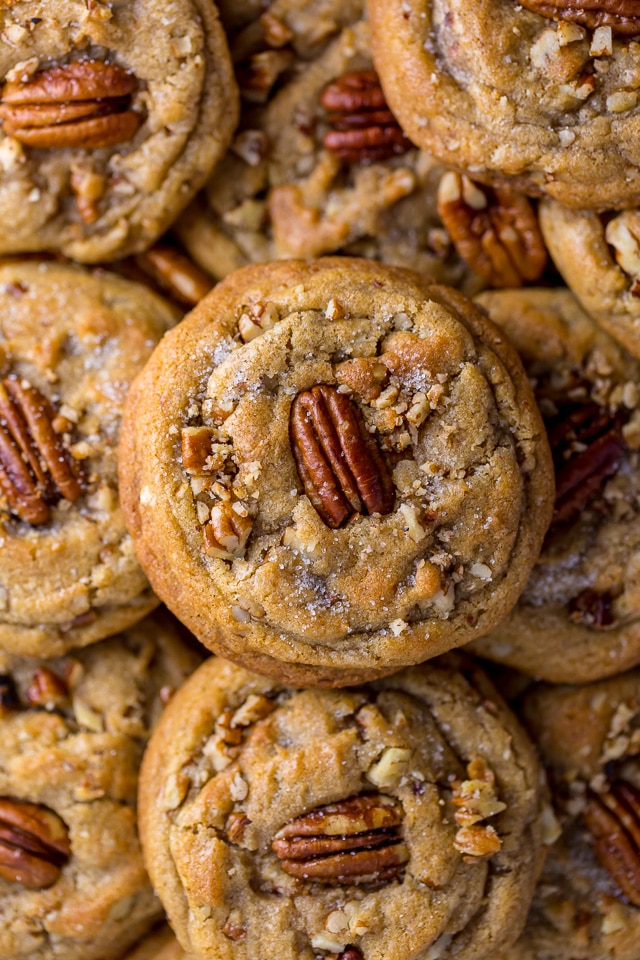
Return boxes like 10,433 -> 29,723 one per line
468,288 -> 640,683
368,0 -> 640,210
121,925 -> 187,960
175,5 -> 485,294
0,260 -> 178,658
539,199 -> 640,359
139,654 -> 548,960
0,0 -> 238,262
0,612 -> 199,960
503,671 -> 640,960
119,258 -> 553,686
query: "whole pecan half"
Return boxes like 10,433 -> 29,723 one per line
321,70 -> 412,164
437,171 -> 547,288
0,377 -> 84,525
0,797 -> 71,889
584,781 -> 640,906
290,384 -> 395,528
272,793 -> 408,884
0,60 -> 141,150
548,402 -> 625,528
519,0 -> 640,36
568,588 -> 617,629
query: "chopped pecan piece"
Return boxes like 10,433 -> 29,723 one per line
0,674 -> 19,711
548,403 -> 625,527
25,668 -> 69,709
0,377 -> 84,525
584,781 -> 640,906
134,245 -> 213,308
568,588 -> 617,629
437,171 -> 547,287
272,794 -> 408,884
0,797 -> 71,889
338,950 -> 363,960
203,501 -> 253,560
519,0 -> 640,35
290,385 -> 395,528
0,60 -> 141,149
321,70 -> 412,163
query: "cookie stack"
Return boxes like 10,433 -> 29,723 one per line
0,2 -> 639,960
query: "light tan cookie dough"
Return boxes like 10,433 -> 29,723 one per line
0,612 -> 199,960
0,0 -> 238,262
468,288 -> 640,683
139,655 -> 548,960
540,198 -> 640,358
176,7 -> 484,294
121,924 -> 188,960
119,258 -> 553,686
0,260 -> 179,658
503,671 -> 640,960
368,0 -> 640,210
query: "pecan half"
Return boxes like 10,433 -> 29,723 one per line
437,171 -> 547,287
568,588 -> 617,629
0,377 -> 84,525
584,782 -> 640,906
134,245 -> 213,308
272,794 -> 408,884
519,0 -> 640,35
0,797 -> 71,889
290,385 -> 394,528
0,60 -> 141,149
548,403 -> 625,527
0,674 -> 19,711
321,70 -> 412,164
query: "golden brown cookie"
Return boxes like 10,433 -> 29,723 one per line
121,924 -> 188,960
119,258 -> 553,686
139,655 -> 548,960
368,0 -> 640,210
468,288 -> 640,683
540,199 -> 640,358
0,0 -> 238,262
0,612 -> 199,960
0,260 -> 178,658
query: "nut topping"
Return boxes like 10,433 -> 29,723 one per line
290,385 -> 395,528
0,798 -> 71,889
584,781 -> 640,906
437,172 -> 547,288
321,70 -> 412,163
0,377 -> 84,525
134,245 -> 214,308
568,588 -> 617,629
548,403 -> 625,527
25,668 -> 69,709
203,501 -> 253,560
272,794 -> 408,884
519,0 -> 640,36
0,60 -> 141,150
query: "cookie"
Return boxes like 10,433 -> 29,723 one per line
0,612 -> 199,960
119,258 -> 553,686
121,925 -> 187,960
467,288 -> 640,683
368,0 -> 640,210
539,199 -> 640,359
504,671 -> 640,960
0,0 -> 238,262
0,260 -> 178,658
175,6 -> 485,294
139,654 -> 548,960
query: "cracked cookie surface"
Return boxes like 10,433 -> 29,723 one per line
368,0 -> 640,210
0,0 -> 238,262
139,654 -> 547,960
0,260 -> 179,658
0,612 -> 199,960
119,258 -> 553,686
469,288 -> 640,683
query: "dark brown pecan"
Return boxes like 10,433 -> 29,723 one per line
548,403 -> 625,527
321,70 -> 412,163
437,171 -> 547,287
290,385 -> 395,528
338,950 -> 363,960
0,60 -> 141,149
0,377 -> 84,525
0,797 -> 71,889
0,674 -> 19,711
584,782 -> 640,906
519,0 -> 640,35
272,794 -> 408,884
568,588 -> 617,629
